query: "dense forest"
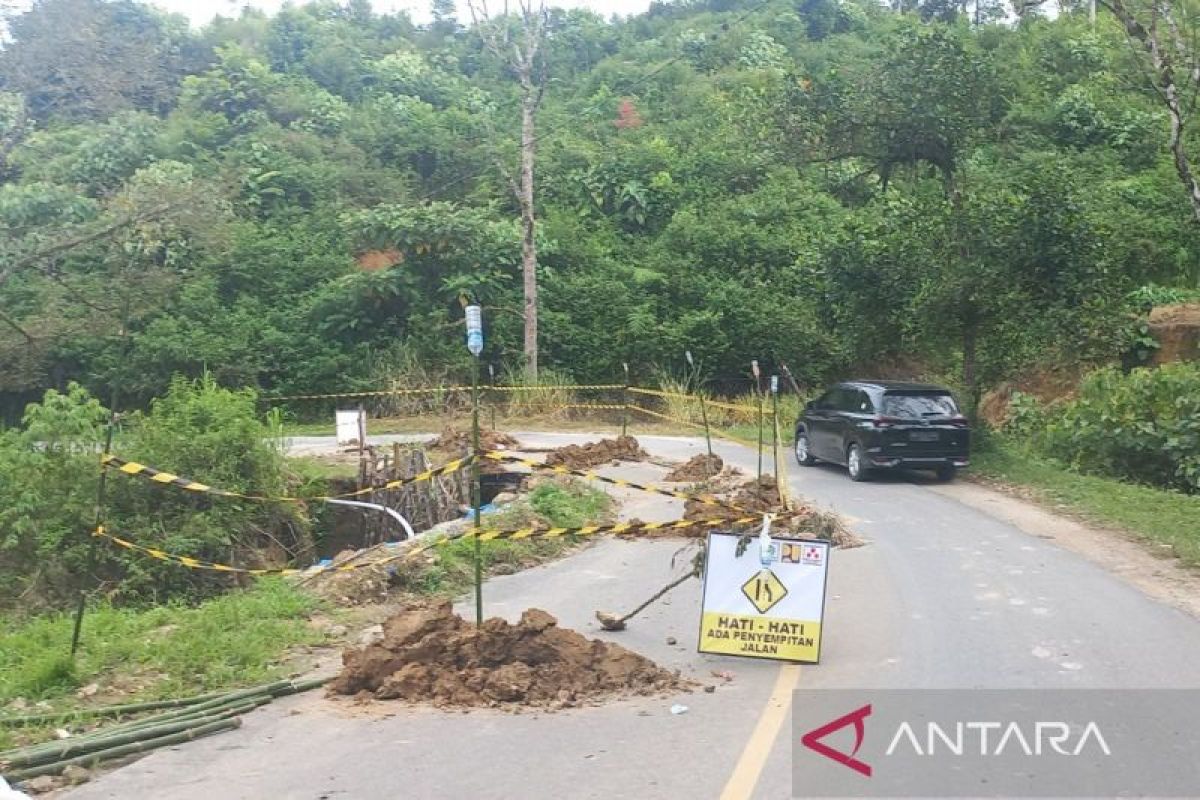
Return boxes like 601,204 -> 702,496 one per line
2,0 -> 1199,416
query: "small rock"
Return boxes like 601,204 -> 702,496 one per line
665,637 -> 677,646
76,683 -> 100,699
6,697 -> 27,711
23,776 -> 58,793
491,563 -> 516,576
326,624 -> 348,638
357,624 -> 384,647
63,765 -> 91,785
55,728 -> 72,739
492,492 -> 517,505
704,685 -> 716,694
670,704 -> 689,715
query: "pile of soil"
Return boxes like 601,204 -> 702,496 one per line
679,477 -> 865,548
330,602 -> 685,708
544,435 -> 648,471
664,453 -> 724,482
429,427 -> 520,452
1149,303 -> 1200,365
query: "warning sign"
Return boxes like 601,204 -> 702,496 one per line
742,569 -> 787,613
698,531 -> 829,663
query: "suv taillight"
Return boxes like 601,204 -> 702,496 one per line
948,416 -> 969,428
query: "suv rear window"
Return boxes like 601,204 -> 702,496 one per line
882,392 -> 958,418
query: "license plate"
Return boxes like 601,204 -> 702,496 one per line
910,430 -> 939,442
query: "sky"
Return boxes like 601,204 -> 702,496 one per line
147,0 -> 654,26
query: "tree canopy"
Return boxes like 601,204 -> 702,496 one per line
2,0 -> 1198,414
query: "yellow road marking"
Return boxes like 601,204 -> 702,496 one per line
719,664 -> 802,800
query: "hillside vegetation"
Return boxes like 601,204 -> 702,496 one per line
1,0 -> 1197,417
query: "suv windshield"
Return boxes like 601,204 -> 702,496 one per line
882,392 -> 958,418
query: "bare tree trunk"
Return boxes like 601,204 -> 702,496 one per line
1103,0 -> 1200,222
520,95 -> 538,380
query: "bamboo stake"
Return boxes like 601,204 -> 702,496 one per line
6,718 -> 241,782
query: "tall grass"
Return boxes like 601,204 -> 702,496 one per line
501,367 -> 578,418
365,346 -> 472,416
0,580 -> 322,709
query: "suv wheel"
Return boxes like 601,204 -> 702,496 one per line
847,443 -> 870,482
936,464 -> 956,482
795,430 -> 816,466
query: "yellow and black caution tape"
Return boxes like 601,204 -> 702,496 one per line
627,387 -> 770,416
460,514 -> 768,541
486,453 -> 749,514
100,453 -> 474,503
267,384 -> 624,402
627,404 -> 765,450
90,526 -> 434,576
93,512 -> 783,574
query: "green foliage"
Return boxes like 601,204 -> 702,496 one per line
2,0 -> 1199,420
0,378 -> 306,609
1033,365 -> 1200,493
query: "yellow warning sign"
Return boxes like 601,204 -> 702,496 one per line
698,531 -> 829,663
742,569 -> 787,613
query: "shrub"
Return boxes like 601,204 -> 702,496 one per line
0,377 -> 308,611
1038,364 -> 1200,493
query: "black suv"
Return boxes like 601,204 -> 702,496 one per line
794,381 -> 970,482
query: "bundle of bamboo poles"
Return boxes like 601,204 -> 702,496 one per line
0,677 -> 326,784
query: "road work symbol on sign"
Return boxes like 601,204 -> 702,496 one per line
742,569 -> 787,613
698,531 -> 830,663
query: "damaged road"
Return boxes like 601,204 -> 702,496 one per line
64,433 -> 1200,800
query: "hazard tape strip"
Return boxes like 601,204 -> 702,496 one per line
461,515 -> 767,541
91,526 -> 435,575
627,405 -> 775,454
100,453 -> 474,503
485,453 -> 749,513
627,388 -> 770,415
268,384 -> 624,401
94,512 -> 782,574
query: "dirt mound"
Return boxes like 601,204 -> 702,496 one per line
429,427 -> 520,452
978,362 -> 1089,427
676,476 -> 864,548
1149,303 -> 1200,365
544,435 -> 647,470
330,601 -> 685,708
664,453 -> 724,482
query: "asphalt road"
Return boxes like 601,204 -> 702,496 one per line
64,433 -> 1200,800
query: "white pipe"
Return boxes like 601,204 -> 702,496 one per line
322,499 -> 416,540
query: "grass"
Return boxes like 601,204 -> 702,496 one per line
0,580 -> 323,748
971,440 -> 1200,567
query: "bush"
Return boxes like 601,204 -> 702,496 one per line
0,377 -> 308,611
0,384 -> 108,609
1037,364 -> 1200,493
108,375 -> 311,603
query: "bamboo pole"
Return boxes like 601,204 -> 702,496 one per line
5,718 -> 241,782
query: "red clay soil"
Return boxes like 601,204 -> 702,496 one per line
330,601 -> 686,709
1149,303 -> 1200,365
664,453 -> 724,482
429,426 -> 520,452
544,435 -> 648,470
678,476 -> 864,548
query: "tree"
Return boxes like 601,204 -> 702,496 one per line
466,0 -> 549,380
1101,0 -> 1200,222
0,0 -> 209,122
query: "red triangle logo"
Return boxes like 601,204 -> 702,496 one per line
800,703 -> 873,777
